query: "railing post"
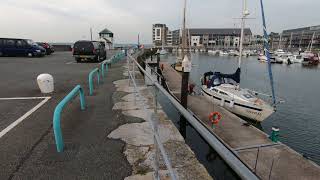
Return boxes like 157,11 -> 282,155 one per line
153,86 -> 160,180
133,57 -> 135,82
127,55 -> 131,87
89,68 -> 100,96
101,62 -> 108,79
53,85 -> 86,152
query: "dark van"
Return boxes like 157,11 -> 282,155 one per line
0,38 -> 46,57
73,41 -> 107,62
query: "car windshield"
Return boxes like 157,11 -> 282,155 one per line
27,39 -> 37,46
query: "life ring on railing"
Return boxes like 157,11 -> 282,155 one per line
209,112 -> 221,124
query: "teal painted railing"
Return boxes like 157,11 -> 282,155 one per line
100,60 -> 109,79
112,51 -> 125,63
88,68 -> 100,95
53,85 -> 86,152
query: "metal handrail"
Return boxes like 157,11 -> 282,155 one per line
88,68 -> 100,96
101,59 -> 109,78
127,57 -> 178,180
128,54 -> 259,180
53,85 -> 86,152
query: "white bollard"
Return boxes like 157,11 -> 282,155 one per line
37,74 -> 54,93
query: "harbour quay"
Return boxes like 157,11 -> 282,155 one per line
153,54 -> 320,180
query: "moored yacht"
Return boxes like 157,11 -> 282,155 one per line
228,50 -> 240,56
201,70 -> 274,122
219,50 -> 229,56
291,54 -> 303,63
208,49 -> 218,55
201,0 -> 278,122
302,52 -> 319,66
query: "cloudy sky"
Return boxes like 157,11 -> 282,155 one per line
1,0 -> 319,44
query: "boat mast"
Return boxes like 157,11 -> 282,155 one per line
181,0 -> 187,59
238,0 -> 249,68
310,32 -> 315,51
289,32 -> 293,50
259,0 -> 276,105
161,28 -> 165,50
278,33 -> 282,49
299,30 -> 304,49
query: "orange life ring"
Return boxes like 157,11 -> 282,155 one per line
209,112 -> 221,124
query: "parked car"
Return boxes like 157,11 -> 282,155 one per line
0,38 -> 46,57
73,40 -> 106,62
36,42 -> 54,55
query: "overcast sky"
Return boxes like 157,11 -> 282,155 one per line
1,0 -> 319,44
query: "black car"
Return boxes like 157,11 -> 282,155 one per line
73,41 -> 107,62
36,42 -> 54,55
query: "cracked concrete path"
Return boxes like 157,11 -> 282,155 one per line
108,63 -> 212,180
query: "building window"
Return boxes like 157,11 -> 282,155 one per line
156,29 -> 160,36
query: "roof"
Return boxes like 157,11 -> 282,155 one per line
99,28 -> 113,35
283,25 -> 320,34
188,28 -> 252,36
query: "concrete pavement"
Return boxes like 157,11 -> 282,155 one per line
0,52 -> 133,179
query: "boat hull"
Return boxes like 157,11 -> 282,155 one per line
201,87 -> 274,122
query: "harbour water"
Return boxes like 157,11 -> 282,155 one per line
161,52 -> 320,166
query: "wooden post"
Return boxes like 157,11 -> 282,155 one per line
180,72 -> 189,138
179,55 -> 191,139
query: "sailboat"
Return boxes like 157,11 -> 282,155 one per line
173,0 -> 188,72
301,32 -> 319,66
159,29 -> 168,55
200,0 -> 276,122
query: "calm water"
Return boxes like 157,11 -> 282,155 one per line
163,52 -> 320,165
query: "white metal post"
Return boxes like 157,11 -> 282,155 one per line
127,56 -> 131,87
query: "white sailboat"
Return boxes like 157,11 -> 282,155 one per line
200,0 -> 275,122
173,0 -> 188,72
159,30 -> 168,55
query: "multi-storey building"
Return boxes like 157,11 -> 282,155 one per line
167,30 -> 173,45
171,28 -> 252,48
153,24 -> 254,48
270,25 -> 320,50
152,24 -> 168,46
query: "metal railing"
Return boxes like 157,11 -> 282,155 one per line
53,85 -> 86,152
127,54 -> 178,180
100,59 -> 109,79
88,68 -> 100,96
128,54 -> 259,180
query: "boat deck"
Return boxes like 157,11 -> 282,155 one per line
160,62 -> 320,180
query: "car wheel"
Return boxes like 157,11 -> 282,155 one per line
75,58 -> 81,63
27,52 -> 33,57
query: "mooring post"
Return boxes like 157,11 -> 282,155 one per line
270,126 -> 280,142
180,55 -> 191,139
